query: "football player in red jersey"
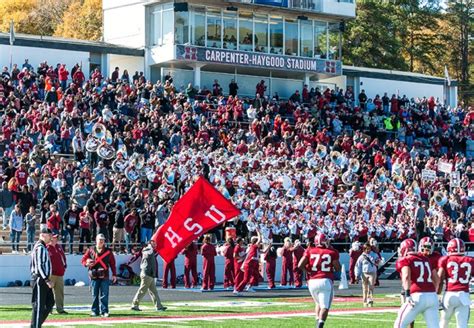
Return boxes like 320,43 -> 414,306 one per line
298,233 -> 341,328
419,237 -> 442,271
437,238 -> 474,328
394,238 -> 439,328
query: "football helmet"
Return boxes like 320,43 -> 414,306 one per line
446,238 -> 465,255
418,236 -> 434,254
314,233 -> 328,247
399,238 -> 417,257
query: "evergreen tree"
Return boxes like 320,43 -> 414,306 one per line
444,0 -> 474,103
343,1 -> 408,71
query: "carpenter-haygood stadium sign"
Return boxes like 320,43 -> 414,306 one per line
176,45 -> 342,75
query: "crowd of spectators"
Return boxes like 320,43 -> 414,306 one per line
0,59 -> 474,254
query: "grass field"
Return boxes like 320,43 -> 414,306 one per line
1,294 -> 473,327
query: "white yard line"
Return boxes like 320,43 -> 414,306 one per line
3,308 -> 399,327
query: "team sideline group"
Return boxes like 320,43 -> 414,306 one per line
29,226 -> 473,328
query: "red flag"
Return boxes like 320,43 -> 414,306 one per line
152,177 -> 240,262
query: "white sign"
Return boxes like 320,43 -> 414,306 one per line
438,161 -> 452,174
421,169 -> 437,181
450,171 -> 460,188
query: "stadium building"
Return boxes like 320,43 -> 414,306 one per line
102,0 -> 457,105
0,0 -> 458,105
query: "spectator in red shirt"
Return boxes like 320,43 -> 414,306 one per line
72,67 -> 85,86
15,163 -> 28,186
79,208 -> 92,253
235,140 -> 248,155
47,204 -> 61,234
58,64 -> 69,90
124,208 -> 139,253
47,233 -> 67,314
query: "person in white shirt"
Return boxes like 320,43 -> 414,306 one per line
355,243 -> 380,307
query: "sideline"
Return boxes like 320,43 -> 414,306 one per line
1,307 -> 399,327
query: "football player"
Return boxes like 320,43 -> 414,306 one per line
298,233 -> 341,328
394,238 -> 439,328
437,238 -> 474,328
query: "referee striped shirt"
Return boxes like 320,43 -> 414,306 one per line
30,240 -> 51,280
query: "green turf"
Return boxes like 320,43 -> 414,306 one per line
0,295 -> 472,327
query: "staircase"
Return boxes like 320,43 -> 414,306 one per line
378,252 -> 399,280
0,207 -> 84,254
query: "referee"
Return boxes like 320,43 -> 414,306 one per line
31,228 -> 55,328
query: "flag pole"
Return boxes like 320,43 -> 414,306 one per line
9,20 -> 15,71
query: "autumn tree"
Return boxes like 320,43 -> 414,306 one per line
0,0 -> 38,34
54,0 -> 103,41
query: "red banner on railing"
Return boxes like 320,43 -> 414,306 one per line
152,177 -> 241,263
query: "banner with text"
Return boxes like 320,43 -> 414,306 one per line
421,169 -> 437,181
437,161 -> 453,174
176,45 -> 342,75
152,177 -> 241,263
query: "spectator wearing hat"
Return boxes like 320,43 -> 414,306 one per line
81,233 -> 117,317
47,233 -> 67,314
31,228 -> 54,328
131,239 -> 167,311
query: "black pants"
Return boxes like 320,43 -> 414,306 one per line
79,228 -> 91,253
31,277 -> 54,328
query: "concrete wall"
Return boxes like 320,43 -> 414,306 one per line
108,54 -> 145,78
359,77 -> 444,102
0,252 -> 397,287
103,0 -> 147,48
0,44 -> 90,78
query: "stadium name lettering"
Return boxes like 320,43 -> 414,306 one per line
164,205 -> 226,248
204,49 -> 318,71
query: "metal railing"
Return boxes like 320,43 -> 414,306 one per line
2,240 -> 474,254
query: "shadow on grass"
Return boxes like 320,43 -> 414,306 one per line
0,306 -> 31,311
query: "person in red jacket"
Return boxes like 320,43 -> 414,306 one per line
234,230 -> 262,294
291,240 -> 305,288
58,64 -> 69,90
182,241 -> 198,288
47,233 -> 67,314
47,204 -> 61,234
264,242 -> 277,289
162,256 -> 176,289
72,67 -> 85,86
81,234 -> 117,317
124,209 -> 138,253
281,237 -> 294,286
15,163 -> 28,186
201,235 -> 217,290
349,241 -> 363,284
233,238 -> 246,291
222,238 -> 235,289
